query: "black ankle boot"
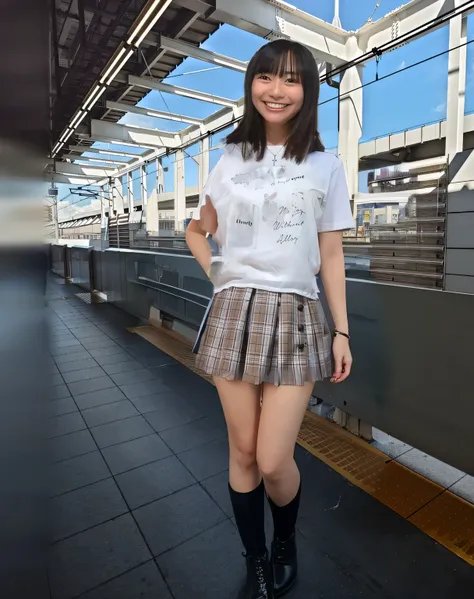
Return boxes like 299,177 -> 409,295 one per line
271,533 -> 297,597
238,551 -> 274,599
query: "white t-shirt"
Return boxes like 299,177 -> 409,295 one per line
194,144 -> 354,299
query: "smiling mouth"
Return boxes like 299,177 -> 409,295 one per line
264,102 -> 289,110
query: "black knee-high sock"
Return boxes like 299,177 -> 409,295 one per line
229,480 -> 267,557
267,483 -> 301,542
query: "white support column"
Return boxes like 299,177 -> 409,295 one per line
140,165 -> 148,212
174,150 -> 186,232
198,137 -> 210,195
446,6 -> 467,156
100,185 -> 106,221
156,158 -> 164,194
338,53 -> 363,209
111,178 -> 124,213
127,171 -> 134,213
53,198 -> 59,242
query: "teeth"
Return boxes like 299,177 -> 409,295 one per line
265,102 -> 287,109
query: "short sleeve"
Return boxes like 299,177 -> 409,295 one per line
192,157 -> 223,221
318,160 -> 355,232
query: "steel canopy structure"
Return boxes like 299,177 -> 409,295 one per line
47,0 -> 474,226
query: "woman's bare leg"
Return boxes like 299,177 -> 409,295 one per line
214,377 -> 261,492
257,381 -> 313,505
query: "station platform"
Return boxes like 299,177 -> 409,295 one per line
46,275 -> 474,599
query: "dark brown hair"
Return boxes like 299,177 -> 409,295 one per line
226,39 -> 324,163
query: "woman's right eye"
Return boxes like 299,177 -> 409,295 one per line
257,74 -> 270,81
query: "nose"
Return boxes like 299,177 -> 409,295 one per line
268,78 -> 285,99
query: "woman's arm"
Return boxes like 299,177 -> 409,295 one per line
185,195 -> 219,277
319,230 -> 352,383
185,220 -> 212,277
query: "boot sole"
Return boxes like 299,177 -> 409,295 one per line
274,574 -> 297,597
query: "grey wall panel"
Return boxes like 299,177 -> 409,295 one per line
447,188 -> 474,213
445,274 -> 474,294
94,250 -> 212,326
69,247 -> 92,290
446,213 -> 474,248
51,245 -> 66,278
317,279 -> 474,476
445,249 -> 474,277
93,250 -> 103,292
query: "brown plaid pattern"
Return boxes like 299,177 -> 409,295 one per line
195,287 -> 332,386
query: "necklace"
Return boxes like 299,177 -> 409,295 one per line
266,145 -> 285,167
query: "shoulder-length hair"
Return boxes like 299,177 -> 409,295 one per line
226,39 -> 324,164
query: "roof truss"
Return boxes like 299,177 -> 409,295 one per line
48,0 -> 474,186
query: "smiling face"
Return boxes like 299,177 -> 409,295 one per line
227,40 -> 323,163
251,68 -> 304,130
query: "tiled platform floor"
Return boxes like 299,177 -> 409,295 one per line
46,276 -> 474,599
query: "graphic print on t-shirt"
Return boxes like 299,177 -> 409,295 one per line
272,192 -> 307,246
227,201 -> 258,248
228,164 -> 325,250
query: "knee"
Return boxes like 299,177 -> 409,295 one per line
230,439 -> 257,471
256,450 -> 286,483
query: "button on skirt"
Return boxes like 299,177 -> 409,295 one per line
195,287 -> 332,386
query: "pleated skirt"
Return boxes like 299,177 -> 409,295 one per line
195,287 -> 333,386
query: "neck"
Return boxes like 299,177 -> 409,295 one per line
265,123 -> 288,146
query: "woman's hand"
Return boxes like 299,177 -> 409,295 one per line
199,195 -> 218,236
330,335 -> 352,383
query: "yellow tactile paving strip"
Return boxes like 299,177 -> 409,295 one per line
129,324 -> 474,567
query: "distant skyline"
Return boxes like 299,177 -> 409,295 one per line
57,2 -> 474,209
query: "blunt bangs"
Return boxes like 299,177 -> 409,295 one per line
252,44 -> 302,82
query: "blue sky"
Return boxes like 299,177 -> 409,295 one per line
58,1 -> 474,205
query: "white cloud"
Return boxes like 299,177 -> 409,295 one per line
433,102 -> 446,114
398,60 -> 406,70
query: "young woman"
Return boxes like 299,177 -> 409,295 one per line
186,39 -> 353,599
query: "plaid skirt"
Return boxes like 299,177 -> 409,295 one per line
195,287 -> 333,386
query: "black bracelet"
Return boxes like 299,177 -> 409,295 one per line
334,329 -> 350,340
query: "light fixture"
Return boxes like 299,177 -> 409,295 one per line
59,128 -> 74,144
70,110 -> 88,129
100,47 -> 127,84
105,48 -> 134,85
127,0 -> 172,46
82,86 -> 106,111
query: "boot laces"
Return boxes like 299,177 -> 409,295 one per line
243,553 -> 269,597
273,538 -> 289,563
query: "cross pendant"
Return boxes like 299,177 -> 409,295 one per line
272,155 -> 277,167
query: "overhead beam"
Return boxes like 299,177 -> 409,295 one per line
91,119 -> 181,149
106,100 -> 203,126
128,75 -> 238,108
211,0 -> 348,65
48,161 -> 116,178
357,0 -> 474,53
159,35 -> 248,72
81,135 -> 160,151
180,99 -> 245,147
48,173 -> 104,185
171,0 -> 215,12
69,156 -> 128,165
68,145 -> 142,159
